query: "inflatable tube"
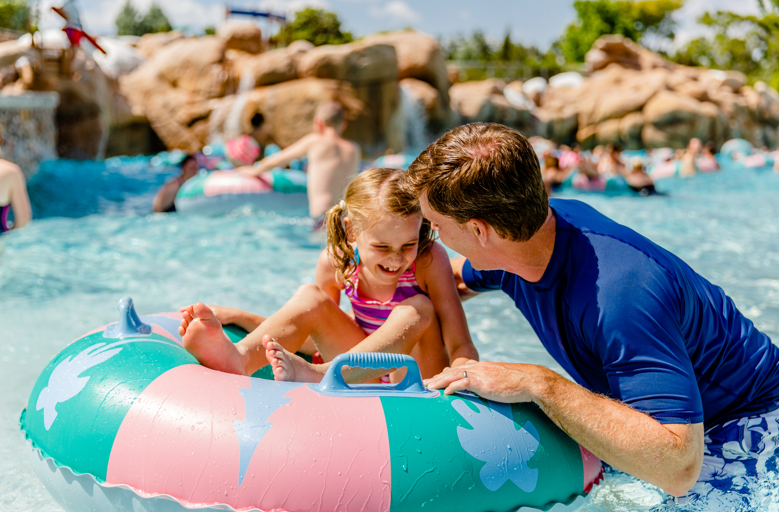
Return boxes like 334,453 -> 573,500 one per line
742,153 -> 773,169
720,138 -> 754,160
175,170 -> 308,216
571,173 -> 629,193
374,153 -> 417,170
21,298 -> 603,512
696,157 -> 719,173
648,160 -> 680,180
572,173 -> 606,192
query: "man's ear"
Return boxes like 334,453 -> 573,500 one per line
343,217 -> 356,243
468,218 -> 491,248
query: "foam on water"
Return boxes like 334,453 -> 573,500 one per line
1,157 -> 778,511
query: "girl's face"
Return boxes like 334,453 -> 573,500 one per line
351,212 -> 422,285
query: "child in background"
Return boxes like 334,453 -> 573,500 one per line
179,167 -> 479,383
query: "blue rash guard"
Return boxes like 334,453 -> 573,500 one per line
462,198 -> 779,428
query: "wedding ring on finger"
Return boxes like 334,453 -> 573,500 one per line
463,370 -> 467,379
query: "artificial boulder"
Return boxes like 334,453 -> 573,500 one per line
298,41 -> 400,153
217,22 -> 263,55
642,91 -> 711,147
209,78 -> 363,149
135,31 -> 184,58
361,31 -> 450,110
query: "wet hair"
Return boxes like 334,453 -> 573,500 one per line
180,154 -> 196,168
325,168 -> 435,285
401,123 -> 548,242
315,101 -> 344,128
543,154 -> 559,169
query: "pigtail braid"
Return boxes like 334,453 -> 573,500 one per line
325,200 -> 357,285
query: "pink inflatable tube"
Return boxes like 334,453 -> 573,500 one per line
21,299 -> 603,512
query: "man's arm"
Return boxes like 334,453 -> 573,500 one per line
239,135 -> 315,177
152,179 -> 179,213
426,362 -> 704,497
450,257 -> 482,302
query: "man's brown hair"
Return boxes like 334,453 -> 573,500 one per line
402,123 -> 548,242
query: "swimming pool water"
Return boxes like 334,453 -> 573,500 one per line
1,158 -> 778,511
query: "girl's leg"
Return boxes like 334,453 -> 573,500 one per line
181,284 -> 365,375
267,294 -> 437,383
209,304 -> 317,355
400,310 -> 449,381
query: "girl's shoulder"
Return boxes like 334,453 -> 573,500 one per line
413,241 -> 452,290
316,249 -> 345,289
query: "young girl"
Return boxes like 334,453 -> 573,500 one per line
179,168 -> 478,383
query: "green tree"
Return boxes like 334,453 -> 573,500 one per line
288,8 -> 353,46
498,31 -> 514,61
0,0 -> 31,31
115,0 -> 141,36
116,0 -> 171,36
139,3 -> 172,34
671,8 -> 779,89
557,0 -> 683,62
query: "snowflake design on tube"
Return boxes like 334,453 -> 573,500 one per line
452,396 -> 540,493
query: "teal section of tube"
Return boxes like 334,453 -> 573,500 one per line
222,324 -> 313,380
381,393 -> 585,512
21,331 -> 196,482
175,172 -> 207,199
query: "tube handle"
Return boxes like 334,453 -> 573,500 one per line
315,352 -> 428,396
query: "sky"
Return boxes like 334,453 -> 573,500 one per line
38,0 -> 763,50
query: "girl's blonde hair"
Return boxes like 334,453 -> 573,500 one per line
325,167 -> 435,284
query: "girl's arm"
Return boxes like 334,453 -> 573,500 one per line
314,249 -> 343,305
417,243 -> 479,367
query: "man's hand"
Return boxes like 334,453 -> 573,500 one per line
425,360 -> 704,497
425,360 -> 547,403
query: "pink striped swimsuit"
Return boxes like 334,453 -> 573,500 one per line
344,263 -> 427,334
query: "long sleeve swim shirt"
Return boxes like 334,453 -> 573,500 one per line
462,198 -> 779,427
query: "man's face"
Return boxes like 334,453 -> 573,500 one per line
419,194 -> 479,261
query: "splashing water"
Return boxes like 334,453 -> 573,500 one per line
1,156 -> 778,510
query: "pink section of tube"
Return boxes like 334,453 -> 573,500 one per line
107,366 -> 391,512
580,445 -> 603,493
204,171 -> 272,197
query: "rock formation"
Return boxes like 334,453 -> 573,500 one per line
116,29 -> 450,156
446,35 -> 779,149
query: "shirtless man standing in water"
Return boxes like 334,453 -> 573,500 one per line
239,102 -> 361,223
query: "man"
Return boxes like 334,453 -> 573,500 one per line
152,154 -> 198,213
238,102 -> 361,223
401,123 -> 779,500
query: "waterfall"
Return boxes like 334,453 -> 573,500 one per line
399,84 -> 429,154
0,92 -> 59,180
209,60 -> 257,144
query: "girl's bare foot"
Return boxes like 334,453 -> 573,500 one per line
263,335 -> 326,383
179,303 -> 247,375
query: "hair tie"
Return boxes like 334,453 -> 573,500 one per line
339,200 -> 347,210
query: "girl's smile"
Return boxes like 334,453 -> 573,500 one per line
349,213 -> 423,296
